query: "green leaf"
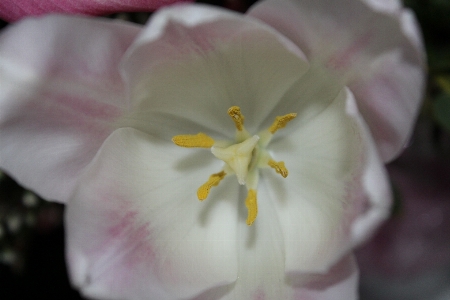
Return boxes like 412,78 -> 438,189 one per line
433,94 -> 450,132
390,180 -> 403,217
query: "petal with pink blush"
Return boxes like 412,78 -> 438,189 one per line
267,89 -> 365,273
0,2 -> 421,299
249,0 -> 425,162
343,88 -> 392,246
0,0 -> 192,22
360,0 -> 401,13
66,127 -> 239,300
0,15 -> 140,203
290,255 -> 359,300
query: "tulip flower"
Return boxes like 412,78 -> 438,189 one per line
0,0 -> 425,299
0,0 -> 191,22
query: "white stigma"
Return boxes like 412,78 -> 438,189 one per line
211,135 -> 260,185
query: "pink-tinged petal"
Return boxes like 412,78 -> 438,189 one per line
118,4 -> 309,139
66,127 -> 239,299
267,88 -> 368,273
289,255 -> 359,300
270,89 -> 357,273
0,15 -> 140,203
249,0 -> 426,162
344,89 -> 392,246
360,0 -> 401,13
0,0 -> 192,22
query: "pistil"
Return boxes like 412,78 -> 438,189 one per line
172,106 -> 297,226
211,135 -> 259,185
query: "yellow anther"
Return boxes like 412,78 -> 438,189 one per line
245,189 -> 258,226
268,113 -> 297,134
197,171 -> 227,201
172,133 -> 215,148
268,159 -> 289,178
227,106 -> 245,131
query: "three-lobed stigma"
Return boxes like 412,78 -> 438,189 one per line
172,106 -> 296,225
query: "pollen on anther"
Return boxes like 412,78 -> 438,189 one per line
227,106 -> 245,131
172,133 -> 215,148
197,171 -> 226,201
268,160 -> 289,178
245,189 -> 258,226
269,113 -> 297,134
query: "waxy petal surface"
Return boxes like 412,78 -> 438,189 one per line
249,0 -> 425,161
0,15 -> 140,202
119,4 -> 309,139
67,128 -> 239,299
0,0 -> 191,22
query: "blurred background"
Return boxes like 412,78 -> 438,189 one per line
0,0 -> 449,299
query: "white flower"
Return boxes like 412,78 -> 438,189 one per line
0,0 -> 425,299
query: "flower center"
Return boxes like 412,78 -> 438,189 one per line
172,106 -> 296,225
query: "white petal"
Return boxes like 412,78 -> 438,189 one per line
267,88 -> 389,273
66,128 -> 240,299
199,181 -> 287,300
119,4 -> 309,138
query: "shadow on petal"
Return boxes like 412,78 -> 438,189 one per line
174,150 -> 216,172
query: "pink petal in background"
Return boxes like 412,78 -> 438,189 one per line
0,0 -> 192,22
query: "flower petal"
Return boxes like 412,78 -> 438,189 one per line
267,87 -> 391,274
66,127 -> 240,299
344,89 -> 392,247
194,183 -> 358,300
289,255 -> 359,300
119,4 -> 309,139
0,0 -> 192,22
193,180 -> 288,299
267,88 -> 361,273
249,0 -> 425,161
0,15 -> 140,203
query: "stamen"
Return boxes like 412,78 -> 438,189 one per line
245,189 -> 258,226
173,107 -> 296,226
197,171 -> 227,201
268,113 -> 297,134
268,159 -> 289,178
227,106 -> 245,131
172,133 -> 215,148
